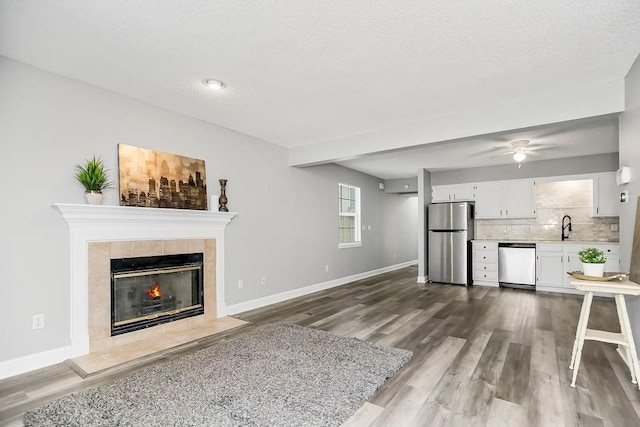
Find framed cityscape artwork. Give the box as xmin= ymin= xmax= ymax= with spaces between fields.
xmin=118 ymin=144 xmax=208 ymax=210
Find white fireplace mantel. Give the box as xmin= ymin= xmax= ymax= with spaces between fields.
xmin=53 ymin=203 xmax=237 ymax=358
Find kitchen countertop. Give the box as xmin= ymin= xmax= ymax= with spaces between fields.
xmin=472 ymin=239 xmax=619 ymax=245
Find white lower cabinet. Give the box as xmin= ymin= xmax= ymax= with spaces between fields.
xmin=472 ymin=241 xmax=499 ymax=286
xmin=536 ymin=243 xmax=620 ymax=293
xmin=536 ymin=245 xmax=565 ymax=288
xmin=474 ymin=241 xmax=620 ymax=292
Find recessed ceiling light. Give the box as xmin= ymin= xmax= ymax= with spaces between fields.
xmin=203 ymin=79 xmax=226 ymax=90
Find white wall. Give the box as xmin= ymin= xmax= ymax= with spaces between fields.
xmin=619 ymin=53 xmax=640 ymax=350
xmin=0 ymin=57 xmax=417 ymax=364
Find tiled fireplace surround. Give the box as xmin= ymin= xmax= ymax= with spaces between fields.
xmin=87 ymin=238 xmax=217 ymax=353
xmin=54 ymin=203 xmax=238 ymax=363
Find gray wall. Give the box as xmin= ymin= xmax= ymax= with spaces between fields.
xmin=0 ymin=57 xmax=417 ymax=363
xmin=382 ymin=194 xmax=419 ymax=266
xmin=619 ymin=53 xmax=640 ymax=353
xmin=431 ymin=152 xmax=619 ymax=185
xmin=384 ymin=177 xmax=418 ymax=194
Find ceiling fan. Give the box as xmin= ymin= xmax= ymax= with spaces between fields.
xmin=496 ymin=139 xmax=556 ymax=167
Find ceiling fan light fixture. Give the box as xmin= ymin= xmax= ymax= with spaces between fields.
xmin=513 ymin=151 xmax=527 ymax=162
xmin=203 ymin=79 xmax=226 ymax=90
xmin=511 ymin=139 xmax=530 ymax=149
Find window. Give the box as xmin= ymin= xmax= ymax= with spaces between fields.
xmin=338 ymin=183 xmax=361 ymax=248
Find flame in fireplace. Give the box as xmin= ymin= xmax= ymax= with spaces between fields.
xmin=146 ymin=282 xmax=162 ymax=299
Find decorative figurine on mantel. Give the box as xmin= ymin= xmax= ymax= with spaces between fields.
xmin=218 ymin=179 xmax=229 ymax=212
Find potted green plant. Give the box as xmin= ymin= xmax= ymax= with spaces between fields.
xmin=578 ymin=247 xmax=607 ymax=277
xmin=75 ymin=156 xmax=113 ymax=205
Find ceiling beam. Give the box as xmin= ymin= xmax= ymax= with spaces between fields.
xmin=289 ymin=79 xmax=625 ymax=167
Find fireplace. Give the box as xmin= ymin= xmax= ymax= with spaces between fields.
xmin=111 ymin=253 xmax=204 ymax=336
xmin=54 ymin=203 xmax=235 ymax=358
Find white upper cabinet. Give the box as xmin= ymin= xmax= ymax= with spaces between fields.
xmin=452 ymin=184 xmax=475 ymax=201
xmin=431 ymin=184 xmax=475 ymax=203
xmin=474 ymin=180 xmax=536 ymax=219
xmin=474 ymin=182 xmax=502 ymax=218
xmin=592 ymin=172 xmax=620 ymax=217
xmin=431 ymin=185 xmax=454 ymax=202
xmin=504 ymin=180 xmax=536 ymax=218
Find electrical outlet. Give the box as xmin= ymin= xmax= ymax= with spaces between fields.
xmin=32 ymin=314 xmax=44 ymax=329
xmin=237 ymin=280 xmax=244 ymax=290
xmin=325 ymin=265 xmax=329 ymax=272
xmin=261 ymin=276 xmax=267 ymax=285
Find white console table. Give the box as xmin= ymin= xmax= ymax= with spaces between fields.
xmin=569 ymin=277 xmax=640 ymax=389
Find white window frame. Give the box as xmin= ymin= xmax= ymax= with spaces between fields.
xmin=338 ymin=183 xmax=362 ymax=249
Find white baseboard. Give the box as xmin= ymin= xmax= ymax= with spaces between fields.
xmin=416 ymin=276 xmax=427 ymax=283
xmin=0 ymin=346 xmax=71 ymax=380
xmin=227 ymin=260 xmax=418 ymax=315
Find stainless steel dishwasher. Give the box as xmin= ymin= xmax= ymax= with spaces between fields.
xmin=498 ymin=242 xmax=536 ymax=290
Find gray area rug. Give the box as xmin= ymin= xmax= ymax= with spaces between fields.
xmin=24 ymin=323 xmax=412 ymax=426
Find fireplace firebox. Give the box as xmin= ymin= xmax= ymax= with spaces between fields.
xmin=110 ymin=253 xmax=204 ymax=336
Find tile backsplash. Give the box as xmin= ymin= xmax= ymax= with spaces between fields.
xmin=476 ymin=180 xmax=619 ymax=242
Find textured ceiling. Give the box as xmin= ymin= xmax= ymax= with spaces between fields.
xmin=1 ymin=1 xmax=639 ymax=174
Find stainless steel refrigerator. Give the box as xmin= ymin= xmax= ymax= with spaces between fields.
xmin=428 ymin=202 xmax=474 ymax=285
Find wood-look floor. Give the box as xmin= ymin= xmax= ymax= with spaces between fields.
xmin=1 ymin=266 xmax=640 ymax=426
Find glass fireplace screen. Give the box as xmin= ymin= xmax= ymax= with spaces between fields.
xmin=110 ymin=253 xmax=204 ymax=336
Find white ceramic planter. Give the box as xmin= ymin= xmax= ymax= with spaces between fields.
xmin=582 ymin=262 xmax=605 ymax=277
xmin=84 ymin=190 xmax=103 ymax=205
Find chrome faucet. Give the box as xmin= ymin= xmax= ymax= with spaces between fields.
xmin=562 ymin=215 xmax=572 ymax=241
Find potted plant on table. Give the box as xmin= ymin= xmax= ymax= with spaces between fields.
xmin=75 ymin=156 xmax=113 ymax=205
xmin=578 ymin=247 xmax=607 ymax=278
